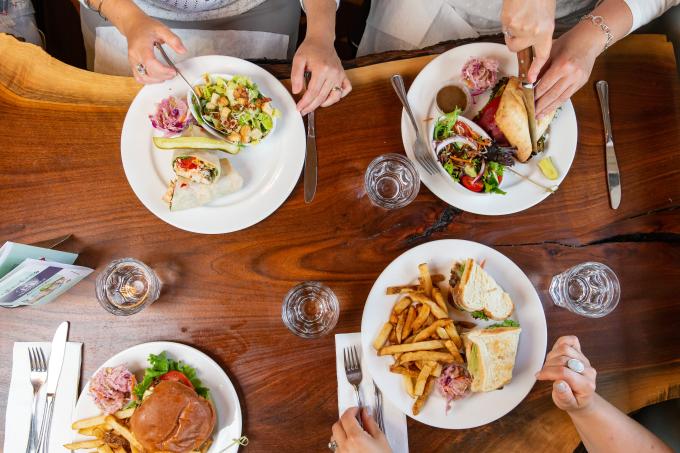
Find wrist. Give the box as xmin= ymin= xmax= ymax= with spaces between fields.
xmin=305 ymin=27 xmax=335 ymax=47
xmin=566 ymin=394 xmax=600 ymax=418
xmin=574 ymin=18 xmax=609 ymax=57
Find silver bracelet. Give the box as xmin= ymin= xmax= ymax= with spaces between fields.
xmin=581 ymin=14 xmax=613 ymax=50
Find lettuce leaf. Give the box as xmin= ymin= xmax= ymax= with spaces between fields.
xmin=132 ymin=352 xmax=210 ymax=402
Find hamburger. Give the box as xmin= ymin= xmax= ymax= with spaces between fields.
xmin=130 ymin=380 xmax=216 ymax=452
xmin=475 ymin=76 xmax=556 ymax=162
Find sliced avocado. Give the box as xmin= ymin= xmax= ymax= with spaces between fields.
xmin=463 ymin=165 xmax=477 ymax=177
xmin=468 ymin=343 xmax=479 ymax=377
xmin=538 ymin=156 xmax=559 ymax=180
xmin=153 ymin=136 xmax=240 ymax=154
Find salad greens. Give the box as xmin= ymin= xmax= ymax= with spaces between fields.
xmin=488 ymin=319 xmax=520 ymax=328
xmin=470 ymin=311 xmax=489 ymax=320
xmin=131 ymin=352 xmax=209 ymax=403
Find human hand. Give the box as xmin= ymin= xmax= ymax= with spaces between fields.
xmin=123 ymin=11 xmax=186 ymax=84
xmin=330 ymin=407 xmax=392 ymax=453
xmin=291 ymin=37 xmax=351 ymax=115
xmin=501 ymin=0 xmax=556 ymax=82
xmin=534 ymin=24 xmax=602 ymax=118
xmin=535 ymin=336 xmax=597 ymax=413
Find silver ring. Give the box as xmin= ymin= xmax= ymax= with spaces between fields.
xmin=136 ymin=63 xmax=147 ymax=76
xmin=332 ymin=86 xmax=343 ymax=95
xmin=328 ymin=440 xmax=338 ymax=451
xmin=567 ymin=358 xmax=585 ymax=374
xmin=502 ymin=28 xmax=513 ymax=38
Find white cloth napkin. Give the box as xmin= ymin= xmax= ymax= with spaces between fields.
xmin=4 ymin=342 xmax=82 ymax=453
xmin=335 ymin=333 xmax=408 ymax=453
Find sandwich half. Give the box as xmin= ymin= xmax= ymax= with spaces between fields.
xmin=463 ymin=326 xmax=521 ymax=392
xmin=450 ymin=259 xmax=514 ymax=320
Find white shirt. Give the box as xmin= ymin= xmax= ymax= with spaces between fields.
xmin=357 ymin=0 xmax=680 ymax=57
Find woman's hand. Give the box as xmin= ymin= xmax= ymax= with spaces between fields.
xmin=535 ymin=23 xmax=603 ymax=118
xmin=501 ymin=0 xmax=556 ymax=82
xmin=122 ymin=12 xmax=187 ymax=84
xmin=330 ymin=407 xmax=392 ymax=453
xmin=535 ymin=336 xmax=597 ymax=412
xmin=291 ymin=37 xmax=351 ymax=115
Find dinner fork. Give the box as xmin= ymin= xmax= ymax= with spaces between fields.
xmin=25 ymin=347 xmax=47 ymax=453
xmin=373 ymin=380 xmax=385 ymax=433
xmin=343 ymin=346 xmax=363 ymax=426
xmin=390 ymin=74 xmax=440 ymax=176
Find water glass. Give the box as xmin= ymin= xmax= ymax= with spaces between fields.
xmin=282 ymin=282 xmax=339 ymax=338
xmin=549 ymin=262 xmax=620 ymax=318
xmin=95 ymin=258 xmax=161 ymax=316
xmin=364 ymin=153 xmax=420 ymax=209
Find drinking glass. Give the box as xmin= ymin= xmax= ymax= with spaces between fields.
xmin=549 ymin=262 xmax=620 ymax=318
xmin=95 ymin=258 xmax=161 ymax=316
xmin=364 ymin=154 xmax=420 ymax=209
xmin=282 ymin=282 xmax=339 ymax=338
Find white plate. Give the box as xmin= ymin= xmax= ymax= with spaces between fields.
xmin=71 ymin=341 xmax=242 ymax=452
xmin=361 ymin=239 xmax=547 ymax=429
xmin=401 ymin=43 xmax=578 ymax=215
xmin=121 ymin=56 xmax=305 ymax=234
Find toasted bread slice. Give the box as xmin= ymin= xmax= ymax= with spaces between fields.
xmin=451 ymin=259 xmax=514 ymax=319
xmin=463 ymin=326 xmax=521 ymax=392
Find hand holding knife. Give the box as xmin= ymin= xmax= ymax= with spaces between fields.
xmin=517 ymin=47 xmax=539 ymax=153
xmin=303 ymin=72 xmax=317 ymax=204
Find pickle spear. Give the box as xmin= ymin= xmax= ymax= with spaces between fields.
xmin=152 ymin=136 xmax=240 ymax=154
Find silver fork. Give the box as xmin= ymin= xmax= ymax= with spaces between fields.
xmin=373 ymin=380 xmax=385 ymax=433
xmin=390 ymin=74 xmax=439 ymax=176
xmin=343 ymin=346 xmax=363 ymax=426
xmin=25 ymin=347 xmax=47 ymax=453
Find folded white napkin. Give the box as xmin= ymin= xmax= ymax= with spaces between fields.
xmin=4 ymin=342 xmax=82 ymax=453
xmin=335 ymin=333 xmax=408 ymax=453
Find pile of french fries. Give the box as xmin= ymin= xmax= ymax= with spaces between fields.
xmin=373 ymin=263 xmax=466 ymax=415
xmin=64 ymin=407 xmax=212 ymax=453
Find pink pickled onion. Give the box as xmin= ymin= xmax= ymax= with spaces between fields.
xmin=461 ymin=57 xmax=500 ymax=96
xmin=149 ymin=96 xmax=193 ymax=137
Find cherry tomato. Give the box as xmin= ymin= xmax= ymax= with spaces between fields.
xmin=461 ymin=175 xmax=484 ymax=192
xmin=159 ymin=370 xmax=193 ymax=388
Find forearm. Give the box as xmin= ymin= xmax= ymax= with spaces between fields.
xmin=568 ymin=394 xmax=672 ymax=453
xmin=302 ymin=0 xmax=337 ymax=46
xmin=563 ymin=0 xmax=633 ymax=60
xmin=86 ymin=0 xmax=148 ymax=37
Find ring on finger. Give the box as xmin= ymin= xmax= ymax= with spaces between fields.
xmin=328 ymin=439 xmax=338 ymax=451
xmin=332 ymin=86 xmax=343 ymax=95
xmin=566 ymin=358 xmax=585 ymax=374
xmin=502 ymin=27 xmax=514 ymax=38
xmin=135 ymin=63 xmax=147 ymax=76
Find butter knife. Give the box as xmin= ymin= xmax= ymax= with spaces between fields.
xmin=36 ymin=321 xmax=69 ymax=453
xmin=303 ymin=72 xmax=317 ymax=203
xmin=596 ymin=80 xmax=621 ymax=209
xmin=517 ymin=47 xmax=538 ymax=152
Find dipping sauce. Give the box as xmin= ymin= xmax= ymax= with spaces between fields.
xmin=436 ymin=84 xmax=469 ymax=114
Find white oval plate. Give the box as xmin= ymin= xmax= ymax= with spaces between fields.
xmin=361 ymin=239 xmax=547 ymax=429
xmin=71 ymin=341 xmax=243 ymax=452
xmin=121 ymin=55 xmax=305 ymax=234
xmin=401 ymin=42 xmax=578 ymax=215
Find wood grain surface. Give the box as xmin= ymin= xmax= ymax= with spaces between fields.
xmin=0 ymin=32 xmax=679 ymax=452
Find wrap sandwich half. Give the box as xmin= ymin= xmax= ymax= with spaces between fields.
xmin=172 ymin=150 xmax=222 ymax=185
xmin=163 ymin=158 xmax=243 ymax=211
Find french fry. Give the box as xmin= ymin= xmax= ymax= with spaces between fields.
xmin=113 ymin=407 xmax=135 ymax=419
xmin=97 ymin=445 xmax=114 ymax=453
xmin=402 ymin=306 xmax=417 ymax=339
xmin=456 ymin=320 xmax=478 ymax=329
xmin=388 ymin=329 xmax=397 ymax=344
xmin=105 ymin=416 xmax=143 ymax=452
xmin=413 ymin=319 xmax=454 ymax=342
xmin=436 ymin=326 xmax=449 ymax=339
xmin=410 ymin=293 xmax=448 ymax=319
xmin=399 ymin=351 xmax=455 ymax=364
xmin=403 ymin=375 xmax=416 ymax=398
xmin=444 ymin=323 xmax=462 ymax=349
xmin=393 ymin=296 xmax=413 ymax=315
xmin=432 ymin=287 xmax=447 ymax=312
xmin=396 ymin=311 xmax=406 ymax=343
xmin=373 ymin=323 xmax=393 ymax=350
xmin=431 ymin=362 xmax=443 ymax=377
xmin=72 ymin=415 xmax=108 ymax=430
xmin=418 ymin=263 xmax=433 ymax=295
xmin=77 ymin=426 xmax=99 ymax=436
xmin=443 ymin=340 xmax=465 ymax=363
xmin=410 ymin=304 xmax=431 ymax=332
xmin=414 ymin=362 xmax=434 ymax=395
xmin=113 ymin=447 xmax=127 ymax=453
xmin=413 ymin=377 xmax=435 ymax=415
xmin=386 ymin=284 xmax=420 ymax=295
xmin=431 ymin=274 xmax=445 ymax=284
xmin=131 ymin=447 xmax=141 ymax=453
xmin=389 ymin=365 xmax=420 ymax=378
xmin=63 ymin=439 xmax=104 ymax=450
xmin=378 ymin=340 xmax=445 ymax=355
xmin=389 ymin=312 xmax=398 ymax=325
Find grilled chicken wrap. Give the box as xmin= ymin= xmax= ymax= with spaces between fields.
xmin=476 ymin=77 xmax=556 ymax=162
xmin=172 ymin=150 xmax=222 ymax=184
xmin=164 ymin=158 xmax=243 ymax=211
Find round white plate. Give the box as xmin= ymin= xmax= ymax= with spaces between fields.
xmin=121 ymin=56 xmax=305 ymax=234
xmin=361 ymin=239 xmax=547 ymax=429
xmin=401 ymin=42 xmax=578 ymax=215
xmin=71 ymin=341 xmax=242 ymax=452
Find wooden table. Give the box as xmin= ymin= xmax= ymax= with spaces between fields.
xmin=1 ymin=33 xmax=679 ymax=452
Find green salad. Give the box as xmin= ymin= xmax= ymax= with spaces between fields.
xmin=192 ymin=74 xmax=280 ymax=145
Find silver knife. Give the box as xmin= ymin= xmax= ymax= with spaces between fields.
xmin=517 ymin=47 xmax=538 ymax=152
xmin=596 ymin=80 xmax=621 ymax=209
xmin=36 ymin=322 xmax=69 ymax=453
xmin=303 ymin=72 xmax=317 ymax=203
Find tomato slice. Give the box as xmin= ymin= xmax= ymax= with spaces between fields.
xmin=474 ymin=96 xmax=508 ymax=145
xmin=159 ymin=370 xmax=193 ymax=389
xmin=460 ymin=175 xmax=484 ymax=192
xmin=177 ymin=157 xmax=198 ymax=170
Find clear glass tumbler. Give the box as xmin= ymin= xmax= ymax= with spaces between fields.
xmin=549 ymin=262 xmax=620 ymax=318
xmin=282 ymin=282 xmax=339 ymax=338
xmin=95 ymin=258 xmax=161 ymax=316
xmin=364 ymin=153 xmax=420 ymax=209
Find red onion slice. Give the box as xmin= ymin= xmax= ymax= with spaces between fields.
xmin=434 ymin=135 xmax=478 ymax=154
